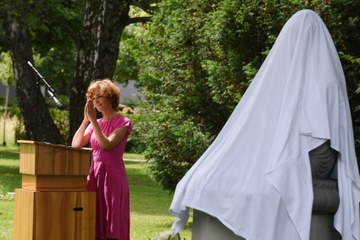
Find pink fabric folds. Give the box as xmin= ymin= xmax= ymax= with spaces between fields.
xmin=87 ymin=114 xmax=132 ymax=239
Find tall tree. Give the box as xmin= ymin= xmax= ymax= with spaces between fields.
xmin=69 ymin=0 xmax=131 ymax=143
xmin=68 ymin=0 xmax=154 ymax=143
xmin=2 ymin=1 xmax=63 ymax=143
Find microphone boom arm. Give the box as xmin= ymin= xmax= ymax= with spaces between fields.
xmin=27 ymin=61 xmax=64 ymax=109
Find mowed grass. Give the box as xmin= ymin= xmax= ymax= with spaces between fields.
xmin=0 ymin=150 xmax=20 ymax=240
xmin=127 ymin=161 xmax=193 ymax=239
xmin=0 ymin=150 xmax=192 ymax=240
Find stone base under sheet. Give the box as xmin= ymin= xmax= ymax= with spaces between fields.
xmin=192 ymin=209 xmax=341 ymax=240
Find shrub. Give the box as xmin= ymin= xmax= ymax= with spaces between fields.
xmin=125 ymin=112 xmax=147 ymax=153
xmin=139 ymin=107 xmax=214 ymax=191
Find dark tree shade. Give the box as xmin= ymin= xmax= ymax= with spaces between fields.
xmin=4 ymin=14 xmax=63 ymax=143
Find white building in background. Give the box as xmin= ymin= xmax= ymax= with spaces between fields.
xmin=116 ymin=80 xmax=140 ymax=104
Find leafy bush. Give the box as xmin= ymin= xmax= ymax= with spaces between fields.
xmin=138 ymin=105 xmax=214 ymax=191
xmin=125 ymin=112 xmax=147 ymax=153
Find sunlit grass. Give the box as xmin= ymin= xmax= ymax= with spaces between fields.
xmin=0 ymin=200 xmax=14 ymax=240
xmin=124 ymin=152 xmax=145 ymax=160
xmin=127 ymin=161 xmax=192 ymax=239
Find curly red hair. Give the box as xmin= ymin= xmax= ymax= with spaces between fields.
xmin=86 ymin=79 xmax=121 ymax=110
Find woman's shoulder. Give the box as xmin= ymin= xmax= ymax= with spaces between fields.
xmin=113 ymin=114 xmax=132 ymax=134
xmin=114 ymin=113 xmax=132 ymax=125
xmin=115 ymin=113 xmax=131 ymax=120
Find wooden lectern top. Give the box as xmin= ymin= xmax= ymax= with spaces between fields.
xmin=18 ymin=140 xmax=92 ymax=176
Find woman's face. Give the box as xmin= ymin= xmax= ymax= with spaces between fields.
xmin=91 ymin=93 xmax=112 ymax=112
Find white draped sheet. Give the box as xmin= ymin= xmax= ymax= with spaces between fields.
xmin=169 ymin=9 xmax=360 ymax=240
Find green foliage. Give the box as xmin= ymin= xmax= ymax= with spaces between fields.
xmin=29 ymin=0 xmax=83 ymax=53
xmin=136 ymin=0 xmax=308 ymax=132
xmin=124 ymin=112 xmax=147 ymax=153
xmin=49 ymin=107 xmax=69 ymax=144
xmin=14 ymin=119 xmax=26 ymax=144
xmin=115 ymin=18 xmax=146 ymax=83
xmin=0 ymin=97 xmax=20 ymax=118
xmin=137 ymin=100 xmax=213 ymax=191
xmin=137 ymin=0 xmax=233 ymax=136
xmin=34 ymin=47 xmax=77 ymax=91
xmin=127 ymin=0 xmax=360 ymax=191
xmin=0 ymin=52 xmax=15 ymax=86
xmin=0 ymin=96 xmax=69 ymax=145
xmin=132 ymin=0 xmax=300 ymax=190
xmin=0 ymin=1 xmax=81 ymax=91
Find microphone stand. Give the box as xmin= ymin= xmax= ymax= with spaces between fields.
xmin=27 ymin=61 xmax=64 ymax=109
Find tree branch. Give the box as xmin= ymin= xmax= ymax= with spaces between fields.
xmin=127 ymin=16 xmax=152 ymax=25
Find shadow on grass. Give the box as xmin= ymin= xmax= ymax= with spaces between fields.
xmin=0 ymin=164 xmax=21 ymax=194
xmin=0 ymin=151 xmax=19 ymax=160
xmin=0 ymin=150 xmax=21 ymax=194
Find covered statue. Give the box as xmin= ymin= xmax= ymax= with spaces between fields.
xmin=169 ymin=9 xmax=360 ymax=240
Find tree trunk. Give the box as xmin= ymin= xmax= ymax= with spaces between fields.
xmin=5 ymin=15 xmax=63 ymax=143
xmin=68 ymin=0 xmax=130 ymax=144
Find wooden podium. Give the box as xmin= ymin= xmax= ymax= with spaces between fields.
xmin=14 ymin=140 xmax=96 ymax=240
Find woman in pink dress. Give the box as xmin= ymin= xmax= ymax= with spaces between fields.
xmin=72 ymin=78 xmax=132 ymax=240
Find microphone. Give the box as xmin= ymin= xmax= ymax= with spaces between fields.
xmin=46 ymin=89 xmax=64 ymax=109
xmin=27 ymin=61 xmax=64 ymax=109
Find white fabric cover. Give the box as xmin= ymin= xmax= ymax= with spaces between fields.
xmin=169 ymin=9 xmax=360 ymax=240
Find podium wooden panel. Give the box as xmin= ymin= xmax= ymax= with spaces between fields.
xmin=14 ymin=140 xmax=96 ymax=240
xmin=18 ymin=140 xmax=91 ymax=176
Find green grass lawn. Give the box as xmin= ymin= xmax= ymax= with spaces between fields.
xmin=0 ymin=150 xmax=20 ymax=240
xmin=0 ymin=150 xmax=192 ymax=240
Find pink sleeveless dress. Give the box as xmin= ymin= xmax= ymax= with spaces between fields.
xmin=86 ymin=114 xmax=132 ymax=239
